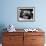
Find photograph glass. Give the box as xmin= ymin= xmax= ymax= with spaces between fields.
xmin=17 ymin=7 xmax=35 ymax=22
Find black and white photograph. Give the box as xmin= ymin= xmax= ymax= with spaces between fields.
xmin=17 ymin=7 xmax=35 ymax=22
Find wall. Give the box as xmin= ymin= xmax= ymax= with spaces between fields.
xmin=0 ymin=0 xmax=46 ymax=43
xmin=0 ymin=0 xmax=46 ymax=29
xmin=0 ymin=0 xmax=46 ymax=28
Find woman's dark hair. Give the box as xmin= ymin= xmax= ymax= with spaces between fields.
xmin=20 ymin=10 xmax=23 ymax=18
xmin=24 ymin=13 xmax=33 ymax=19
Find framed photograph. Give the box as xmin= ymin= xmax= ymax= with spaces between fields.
xmin=17 ymin=7 xmax=35 ymax=22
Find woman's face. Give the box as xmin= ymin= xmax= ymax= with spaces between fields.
xmin=23 ymin=10 xmax=30 ymax=15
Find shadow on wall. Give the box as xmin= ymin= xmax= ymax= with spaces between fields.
xmin=0 ymin=24 xmax=7 ymax=43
